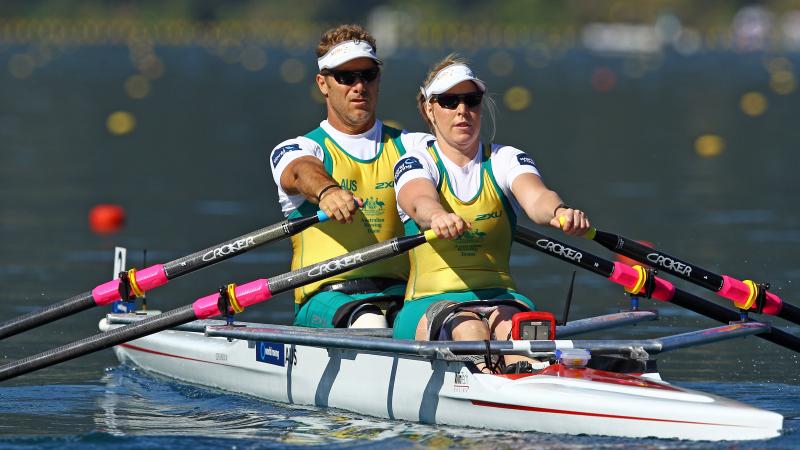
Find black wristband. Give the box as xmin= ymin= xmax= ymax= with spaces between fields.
xmin=316 ymin=184 xmax=341 ymax=201
xmin=553 ymin=203 xmax=571 ymax=218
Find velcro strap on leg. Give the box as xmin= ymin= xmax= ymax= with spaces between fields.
xmin=426 ymin=299 xmax=531 ymax=341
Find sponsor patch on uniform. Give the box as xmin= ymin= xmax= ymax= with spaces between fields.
xmin=517 ymin=153 xmax=537 ymax=168
xmin=255 ymin=341 xmax=285 ymax=366
xmin=394 ymin=157 xmax=423 ymax=183
xmin=271 ymin=143 xmax=301 ymax=167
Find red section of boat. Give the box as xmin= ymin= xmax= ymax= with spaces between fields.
xmin=120 ymin=343 xmax=235 ymax=367
xmin=494 ymin=365 xmax=679 ymax=392
xmin=471 ymin=398 xmax=742 ymax=427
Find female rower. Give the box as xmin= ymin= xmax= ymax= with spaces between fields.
xmin=392 ymin=55 xmax=590 ymax=374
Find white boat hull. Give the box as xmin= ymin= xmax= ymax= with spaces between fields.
xmin=103 ymin=322 xmax=782 ymax=441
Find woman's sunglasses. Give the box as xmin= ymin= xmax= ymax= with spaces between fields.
xmin=432 ymin=92 xmax=484 ymax=109
xmin=322 ymin=67 xmax=380 ymax=86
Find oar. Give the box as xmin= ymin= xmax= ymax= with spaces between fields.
xmin=0 ymin=230 xmax=437 ymax=382
xmin=514 ymin=226 xmax=800 ymax=353
xmin=583 ymin=227 xmax=800 ymax=326
xmin=0 ymin=211 xmax=329 ymax=341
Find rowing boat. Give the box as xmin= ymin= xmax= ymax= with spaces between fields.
xmin=1 ymin=224 xmax=789 ymax=441
xmin=100 ymin=309 xmax=783 ymax=441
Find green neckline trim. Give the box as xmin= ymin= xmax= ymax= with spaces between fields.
xmin=312 ymin=124 xmax=388 ymax=163
xmin=430 ymin=142 xmax=487 ymax=205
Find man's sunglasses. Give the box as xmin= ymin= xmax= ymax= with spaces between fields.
xmin=321 ymin=67 xmax=380 ymax=85
xmin=432 ymin=92 xmax=484 ymax=109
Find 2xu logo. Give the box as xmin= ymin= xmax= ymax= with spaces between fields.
xmin=535 ymin=239 xmax=583 ymax=262
xmin=307 ymin=254 xmax=365 ymax=278
xmin=475 ymin=211 xmax=502 ymax=221
xmin=202 ymin=237 xmax=256 ymax=262
xmin=646 ymin=253 xmax=692 ymax=276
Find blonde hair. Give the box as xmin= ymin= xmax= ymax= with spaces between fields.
xmin=316 ymin=24 xmax=377 ymax=59
xmin=416 ymin=54 xmax=497 ymax=142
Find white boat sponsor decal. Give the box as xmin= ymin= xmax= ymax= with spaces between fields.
xmin=202 ymin=237 xmax=256 ymax=262
xmin=307 ymin=254 xmax=364 ymax=277
xmin=536 ymin=239 xmax=583 ymax=262
xmin=454 ymin=368 xmax=470 ymax=393
xmin=255 ymin=341 xmax=285 ymax=366
xmin=646 ymin=253 xmax=692 ymax=276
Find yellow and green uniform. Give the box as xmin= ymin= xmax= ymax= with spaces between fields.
xmin=393 ymin=143 xmax=534 ymax=339
xmin=291 ymin=124 xmax=408 ymax=327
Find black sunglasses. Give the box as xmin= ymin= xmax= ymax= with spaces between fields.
xmin=322 ymin=67 xmax=380 ymax=85
xmin=432 ymin=92 xmax=484 ymax=109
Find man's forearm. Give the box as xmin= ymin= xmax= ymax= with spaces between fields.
xmin=281 ymin=158 xmax=339 ymax=203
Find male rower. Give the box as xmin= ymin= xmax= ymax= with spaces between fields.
xmin=269 ymin=24 xmax=429 ymax=329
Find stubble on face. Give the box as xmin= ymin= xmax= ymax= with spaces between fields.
xmin=320 ymin=58 xmax=380 ymax=134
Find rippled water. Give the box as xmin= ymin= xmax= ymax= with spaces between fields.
xmin=0 ymin=366 xmax=797 ymax=449
xmin=1 ymin=44 xmax=800 ymax=448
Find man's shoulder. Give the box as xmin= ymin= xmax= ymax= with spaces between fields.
xmin=270 ymin=135 xmax=321 ymax=169
xmin=272 ymin=135 xmax=319 ymax=154
xmin=381 ymin=121 xmax=403 ymax=137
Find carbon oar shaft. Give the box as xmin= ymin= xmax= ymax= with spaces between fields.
xmin=588 ymin=228 xmax=800 ymax=325
xmin=514 ymin=227 xmax=800 ymax=353
xmin=0 ymin=212 xmax=327 ymax=341
xmin=0 ymin=231 xmax=434 ymax=381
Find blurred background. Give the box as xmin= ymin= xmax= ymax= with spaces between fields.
xmin=1 ymin=0 xmax=799 ymax=385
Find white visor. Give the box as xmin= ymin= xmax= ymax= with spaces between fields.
xmin=317 ymin=40 xmax=381 ymax=71
xmin=421 ymin=63 xmax=486 ymax=100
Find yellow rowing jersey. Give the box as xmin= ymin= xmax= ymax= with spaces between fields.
xmin=289 ymin=124 xmax=408 ymax=304
xmin=404 ymin=143 xmax=517 ymax=300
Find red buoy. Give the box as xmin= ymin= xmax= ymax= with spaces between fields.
xmin=591 ymin=67 xmax=617 ymax=93
xmin=89 ymin=204 xmax=126 ymax=234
